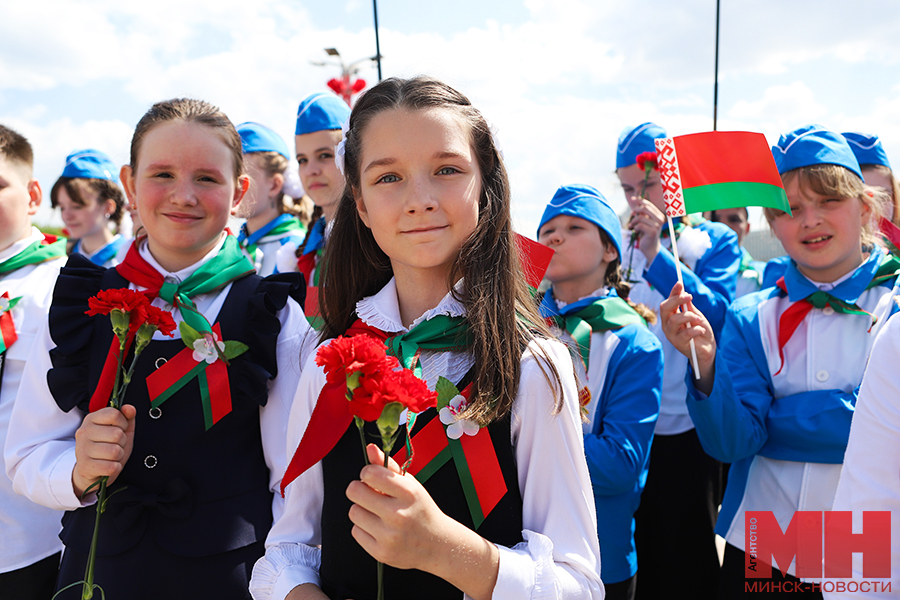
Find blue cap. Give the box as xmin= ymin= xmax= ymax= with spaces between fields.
xmin=295 ymin=92 xmax=351 ymax=136
xmin=842 ymin=132 xmax=891 ymax=169
xmin=538 ymin=184 xmax=622 ymax=259
xmin=237 ymin=122 xmax=291 ymax=160
xmin=616 ymin=122 xmax=667 ymax=169
xmin=61 ymin=149 xmax=119 ymax=182
xmin=771 ymin=125 xmax=862 ymax=180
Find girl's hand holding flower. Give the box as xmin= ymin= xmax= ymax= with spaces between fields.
xmin=346 ymin=444 xmax=500 ymax=600
xmin=628 ymin=197 xmax=665 ymax=263
xmin=72 ymin=404 xmax=137 ymax=497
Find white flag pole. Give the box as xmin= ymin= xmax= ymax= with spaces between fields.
xmin=666 ymin=214 xmax=702 ymax=379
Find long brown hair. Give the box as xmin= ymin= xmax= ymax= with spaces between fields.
xmin=319 ymin=76 xmax=561 ymax=423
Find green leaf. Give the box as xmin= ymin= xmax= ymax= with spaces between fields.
xmin=435 ymin=376 xmax=459 ymax=411
xmin=179 ymin=321 xmax=203 ymax=350
xmin=223 ymin=340 xmax=249 ymax=360
xmin=80 ymin=479 xmax=102 ymax=500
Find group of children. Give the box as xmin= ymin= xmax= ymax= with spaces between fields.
xmin=0 ymin=75 xmax=898 ymax=600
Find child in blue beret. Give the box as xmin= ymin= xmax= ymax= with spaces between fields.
xmin=293 ymin=92 xmax=351 ymax=322
xmin=843 ymin=131 xmax=899 ymax=225
xmin=50 ymin=149 xmax=127 ymax=267
xmin=538 ymin=184 xmax=662 ymax=600
xmin=660 ymin=124 xmax=895 ymax=597
xmin=615 ymin=121 xmax=741 ymax=600
xmin=235 ymin=122 xmax=308 ymax=276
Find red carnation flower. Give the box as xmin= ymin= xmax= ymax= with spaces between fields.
xmin=86 ymin=288 xmax=149 ymax=317
xmin=349 ymin=367 xmax=437 ymax=421
xmin=636 ymin=151 xmax=658 ymax=172
xmin=316 ymin=334 xmax=395 ymax=384
xmin=136 ymin=304 xmax=177 ymax=337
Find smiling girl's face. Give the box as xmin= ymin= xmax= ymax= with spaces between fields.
xmin=770 ymin=177 xmax=869 ymax=283
xmin=121 ymin=120 xmax=247 ymax=271
xmin=354 ymin=107 xmax=481 ymax=286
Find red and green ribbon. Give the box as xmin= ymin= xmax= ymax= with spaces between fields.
xmin=145 ymin=323 xmax=233 ymax=430
xmin=89 ymin=236 xmax=253 ymax=413
xmin=774 ymin=253 xmax=900 ymax=375
xmin=0 ymin=293 xmax=21 ymax=352
xmin=0 ymin=234 xmax=67 ymax=274
xmin=282 ymin=318 xmax=473 ymax=495
xmin=392 ymin=384 xmax=506 ymax=529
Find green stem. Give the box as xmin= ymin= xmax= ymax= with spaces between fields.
xmin=82 ymin=477 xmax=107 ymax=599
xmin=116 ymin=345 xmax=145 ymax=403
xmin=377 ymin=560 xmax=384 ymax=600
xmin=354 ymin=416 xmax=370 ymax=466
xmin=109 ymin=338 xmax=126 ymax=409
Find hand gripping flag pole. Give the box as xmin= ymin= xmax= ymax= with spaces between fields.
xmin=654 ymin=132 xmax=790 ymax=380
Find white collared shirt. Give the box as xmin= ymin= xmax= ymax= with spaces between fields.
xmin=0 ymin=227 xmax=66 ymax=571
xmin=4 ymin=235 xmax=318 ymax=524
xmin=251 ymin=277 xmax=604 ymax=600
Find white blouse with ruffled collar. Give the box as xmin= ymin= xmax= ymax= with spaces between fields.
xmin=252 ymin=279 xmax=604 ymax=600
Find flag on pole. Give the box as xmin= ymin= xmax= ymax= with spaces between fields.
xmin=654 ymin=131 xmax=790 ymax=218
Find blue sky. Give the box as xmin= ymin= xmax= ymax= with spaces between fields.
xmin=2 ymin=0 xmax=899 ymax=235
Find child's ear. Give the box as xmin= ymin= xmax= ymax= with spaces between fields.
xmin=26 ymin=180 xmax=42 ymax=216
xmin=354 ymin=188 xmax=371 ymax=229
xmin=270 ymin=172 xmax=285 ymax=199
xmin=120 ymin=165 xmax=136 ymax=205
xmin=604 ymin=245 xmax=619 ymax=264
xmin=103 ymin=197 xmax=117 ymax=218
xmin=233 ymin=175 xmax=250 ymax=211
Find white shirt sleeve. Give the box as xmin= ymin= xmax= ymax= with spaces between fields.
xmin=491 ymin=339 xmax=604 ymax=600
xmin=4 ymin=317 xmax=88 ymax=511
xmin=251 ymin=339 xmax=604 ymax=600
xmin=251 ymin=351 xmax=328 ymax=600
xmin=261 ymin=298 xmax=318 ymax=521
xmin=826 ymin=316 xmax=900 ymax=599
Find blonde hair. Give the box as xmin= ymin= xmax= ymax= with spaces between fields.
xmin=764 ymin=165 xmax=887 ymax=248
xmin=860 ymin=164 xmax=900 ymax=225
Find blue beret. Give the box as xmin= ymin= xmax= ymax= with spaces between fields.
xmin=771 ymin=125 xmax=862 ymax=180
xmin=538 ymin=184 xmax=622 ymax=259
xmin=843 ymin=132 xmax=891 ymax=170
xmin=237 ymin=122 xmax=291 ymax=160
xmin=295 ymin=92 xmax=351 ymax=136
xmin=616 ymin=122 xmax=667 ymax=169
xmin=61 ymin=149 xmax=119 ymax=183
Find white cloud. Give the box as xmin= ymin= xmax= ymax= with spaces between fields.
xmin=727 ymin=82 xmax=827 ymax=129
xmin=5 ymin=0 xmax=900 ymax=237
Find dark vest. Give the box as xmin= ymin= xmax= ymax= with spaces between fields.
xmin=50 ymin=267 xmax=274 ymax=558
xmin=319 ymin=370 xmax=524 ymax=600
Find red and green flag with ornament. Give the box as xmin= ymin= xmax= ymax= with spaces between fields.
xmin=654 ymin=131 xmax=791 ymax=218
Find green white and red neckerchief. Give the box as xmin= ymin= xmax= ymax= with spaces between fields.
xmin=773 ymin=253 xmax=900 ymax=375
xmin=0 ymin=293 xmax=21 ymax=353
xmin=0 ymin=234 xmax=67 ymax=275
xmin=539 ymin=290 xmax=647 ymax=371
xmin=88 ymin=236 xmax=254 ymax=427
xmin=237 ymin=214 xmax=305 ymax=258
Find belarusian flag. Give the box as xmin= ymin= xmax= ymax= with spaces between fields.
xmin=654 ymin=131 xmax=790 ymax=218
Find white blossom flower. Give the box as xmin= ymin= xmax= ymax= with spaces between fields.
xmin=192 ymin=333 xmax=225 ymax=364
xmin=438 ymin=394 xmax=480 ymax=440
